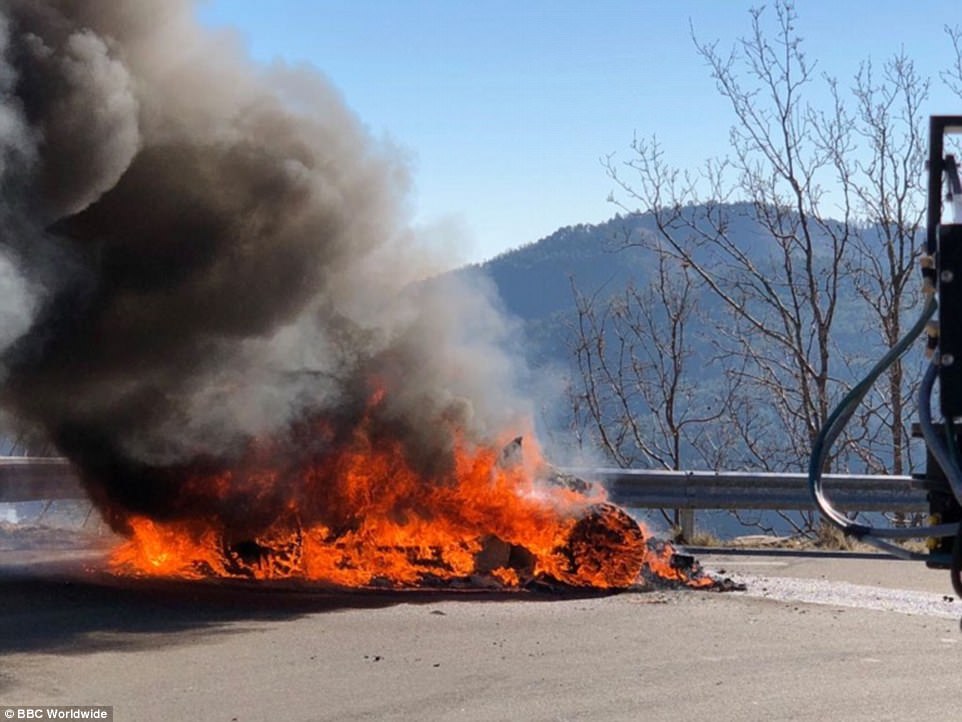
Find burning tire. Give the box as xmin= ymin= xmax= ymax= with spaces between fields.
xmin=549 ymin=503 xmax=647 ymax=589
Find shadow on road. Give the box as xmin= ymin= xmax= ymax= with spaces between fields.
xmin=0 ymin=557 xmax=615 ymax=656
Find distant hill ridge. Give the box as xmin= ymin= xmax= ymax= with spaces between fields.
xmin=472 ymin=201 xmax=790 ymax=323
xmin=457 ymin=201 xmax=906 ymax=376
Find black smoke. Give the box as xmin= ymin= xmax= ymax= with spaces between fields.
xmin=0 ymin=0 xmax=528 ymax=534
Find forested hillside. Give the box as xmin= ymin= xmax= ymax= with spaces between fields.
xmin=464 ymin=203 xmax=926 ymax=480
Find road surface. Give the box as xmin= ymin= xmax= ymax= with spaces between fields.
xmin=1 ymin=550 xmax=961 ymax=721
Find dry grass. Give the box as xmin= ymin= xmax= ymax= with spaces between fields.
xmin=667 ymin=525 xmax=722 ymax=547
xmin=683 ymin=530 xmax=723 ymax=547
xmin=719 ymin=521 xmax=929 ymax=554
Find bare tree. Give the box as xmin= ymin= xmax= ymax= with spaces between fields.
xmin=601 ymin=2 xmax=934 ymax=482
xmin=567 ymin=245 xmax=737 ymax=534
xmin=568 ymin=247 xmax=735 ymax=469
xmin=941 ymin=25 xmax=962 ymax=98
xmin=841 ymin=52 xmax=930 ymax=475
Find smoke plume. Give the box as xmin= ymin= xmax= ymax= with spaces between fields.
xmin=0 ymin=0 xmax=529 ymax=533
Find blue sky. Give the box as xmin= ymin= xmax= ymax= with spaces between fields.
xmin=196 ymin=1 xmax=962 ymax=265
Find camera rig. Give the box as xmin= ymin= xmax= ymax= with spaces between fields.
xmin=809 ymin=115 xmax=962 ymax=598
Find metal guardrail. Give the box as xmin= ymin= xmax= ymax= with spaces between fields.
xmin=0 ymin=457 xmax=83 ymax=502
xmin=0 ymin=458 xmax=931 ymax=514
xmin=564 ymin=468 xmax=929 ymax=513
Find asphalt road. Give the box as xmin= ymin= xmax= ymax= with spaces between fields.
xmin=2 ymin=551 xmax=961 ymax=721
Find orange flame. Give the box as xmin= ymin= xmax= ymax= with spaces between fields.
xmin=108 ymin=397 xmax=713 ymax=590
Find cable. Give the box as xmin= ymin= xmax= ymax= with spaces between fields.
xmin=809 ymin=295 xmax=960 ymax=541
xmin=859 ymin=534 xmax=938 ymax=561
xmin=808 ymin=296 xmax=934 ymax=530
xmin=918 ymin=363 xmax=962 ymax=503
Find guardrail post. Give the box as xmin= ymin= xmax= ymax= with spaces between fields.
xmin=676 ymin=508 xmax=695 ymax=541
